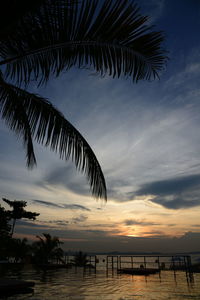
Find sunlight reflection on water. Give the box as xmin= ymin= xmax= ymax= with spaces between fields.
xmin=1 ymin=264 xmax=200 ymax=300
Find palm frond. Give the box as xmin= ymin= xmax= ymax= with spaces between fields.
xmin=0 ymin=80 xmax=107 ymax=200
xmin=0 ymin=0 xmax=45 ymax=40
xmin=0 ymin=77 xmax=36 ymax=167
xmin=2 ymin=198 xmax=26 ymax=208
xmin=2 ymin=198 xmax=13 ymax=208
xmin=0 ymin=0 xmax=167 ymax=86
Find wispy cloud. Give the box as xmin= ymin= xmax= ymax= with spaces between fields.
xmin=32 ymin=199 xmax=90 ymax=211
xmin=48 ymin=220 xmax=69 ymax=226
xmin=37 ymin=164 xmax=91 ymax=197
xmin=165 ymin=63 xmax=200 ymax=93
xmin=17 ymin=219 xmax=69 ymax=229
xmin=124 ymin=219 xmax=160 ymax=226
xmin=71 ymin=214 xmax=88 ymax=224
xmin=17 ymin=220 xmax=50 ymax=229
xmin=141 ymin=231 xmax=167 ymax=238
xmin=62 ymin=204 xmax=90 ymax=211
xmin=32 ymin=199 xmax=61 ymax=208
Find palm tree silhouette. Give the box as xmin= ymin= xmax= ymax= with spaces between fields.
xmin=0 ymin=0 xmax=167 ymax=200
xmin=2 ymin=198 xmax=39 ymax=237
xmin=33 ymin=233 xmax=64 ymax=264
xmin=71 ymin=251 xmax=89 ymax=267
xmin=10 ymin=238 xmax=31 ymax=263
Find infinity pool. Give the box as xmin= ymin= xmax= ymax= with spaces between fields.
xmin=1 ymin=265 xmax=200 ymax=300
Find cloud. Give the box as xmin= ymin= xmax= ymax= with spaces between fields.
xmin=32 ymin=199 xmax=90 ymax=211
xmin=17 ymin=219 xmax=69 ymax=229
xmin=163 ymin=48 xmax=200 ymax=104
xmin=124 ymin=219 xmax=159 ymax=226
xmin=141 ymin=231 xmax=166 ymax=238
xmin=17 ymin=220 xmax=50 ymax=229
xmin=83 ymin=229 xmax=111 ymax=236
xmin=152 ymin=198 xmax=200 ymax=210
xmin=164 ymin=61 xmax=200 ymax=94
xmin=82 ymin=223 xmax=118 ymax=229
xmin=178 ymin=231 xmax=200 ymax=240
xmin=131 ymin=174 xmax=200 ymax=209
xmin=135 ymin=174 xmax=200 ymax=196
xmin=48 ymin=220 xmax=69 ymax=226
xmin=71 ymin=214 xmax=88 ymax=224
xmin=15 ymin=226 xmax=200 ymax=253
xmin=62 ymin=204 xmax=90 ymax=211
xmin=41 ymin=165 xmax=90 ymax=197
xmin=32 ymin=199 xmax=61 ymax=208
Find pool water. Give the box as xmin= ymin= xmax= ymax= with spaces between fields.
xmin=1 ymin=266 xmax=200 ymax=300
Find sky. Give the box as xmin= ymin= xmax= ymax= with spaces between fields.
xmin=0 ymin=0 xmax=200 ymax=253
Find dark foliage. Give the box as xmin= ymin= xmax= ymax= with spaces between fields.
xmin=0 ymin=205 xmax=11 ymax=260
xmin=71 ymin=251 xmax=89 ymax=266
xmin=2 ymin=198 xmax=39 ymax=236
xmin=0 ymin=0 xmax=167 ymax=200
xmin=32 ymin=233 xmax=64 ymax=264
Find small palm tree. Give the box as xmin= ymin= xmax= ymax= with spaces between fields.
xmin=0 ymin=0 xmax=167 ymax=200
xmin=9 ymin=238 xmax=31 ymax=263
xmin=71 ymin=251 xmax=89 ymax=267
xmin=2 ymin=198 xmax=39 ymax=237
xmin=32 ymin=233 xmax=64 ymax=264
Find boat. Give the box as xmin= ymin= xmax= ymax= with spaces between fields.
xmin=118 ymin=267 xmax=160 ymax=275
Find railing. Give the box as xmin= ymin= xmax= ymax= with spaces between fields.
xmin=106 ymin=255 xmax=193 ymax=276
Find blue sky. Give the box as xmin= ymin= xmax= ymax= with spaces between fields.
xmin=0 ymin=0 xmax=200 ymax=252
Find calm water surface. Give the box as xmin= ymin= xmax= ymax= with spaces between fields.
xmin=1 ymin=258 xmax=200 ymax=300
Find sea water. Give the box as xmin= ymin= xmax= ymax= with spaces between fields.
xmin=1 ymin=256 xmax=200 ymax=300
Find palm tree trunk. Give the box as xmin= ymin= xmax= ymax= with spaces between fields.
xmin=11 ymin=218 xmax=16 ymax=237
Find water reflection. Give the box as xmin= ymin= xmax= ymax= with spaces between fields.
xmin=0 ymin=266 xmax=200 ymax=300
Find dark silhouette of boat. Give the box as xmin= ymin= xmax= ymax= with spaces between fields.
xmin=118 ymin=267 xmax=159 ymax=275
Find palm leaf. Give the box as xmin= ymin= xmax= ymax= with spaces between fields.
xmin=0 ymin=0 xmax=45 ymax=40
xmin=0 ymin=77 xmax=36 ymax=167
xmin=0 ymin=0 xmax=167 ymax=86
xmin=0 ymin=79 xmax=107 ymax=200
xmin=2 ymin=198 xmax=26 ymax=209
xmin=0 ymin=0 xmax=167 ymax=201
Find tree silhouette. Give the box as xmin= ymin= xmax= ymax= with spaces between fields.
xmin=2 ymin=198 xmax=39 ymax=237
xmin=0 ymin=205 xmax=12 ymax=259
xmin=32 ymin=233 xmax=64 ymax=264
xmin=71 ymin=251 xmax=89 ymax=267
xmin=0 ymin=204 xmax=11 ymax=237
xmin=0 ymin=0 xmax=167 ymax=200
xmin=9 ymin=238 xmax=31 ymax=263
